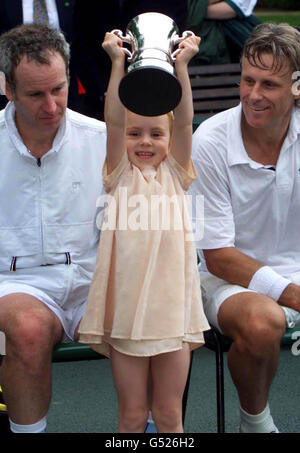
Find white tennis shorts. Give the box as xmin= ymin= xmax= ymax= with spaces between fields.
xmin=0 ymin=263 xmax=92 ymax=354
xmin=200 ymin=271 xmax=300 ymax=333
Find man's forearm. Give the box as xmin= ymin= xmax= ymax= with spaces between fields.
xmin=278 ymin=284 xmax=300 ymax=313
xmin=203 ymin=247 xmax=262 ymax=287
xmin=203 ymin=247 xmax=300 ymax=313
xmin=206 ymin=2 xmax=237 ymax=20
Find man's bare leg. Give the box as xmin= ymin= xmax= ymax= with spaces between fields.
xmin=0 ymin=294 xmax=63 ymax=426
xmin=218 ymin=292 xmax=286 ymax=431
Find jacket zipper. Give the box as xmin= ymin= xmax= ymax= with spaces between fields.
xmin=37 ymin=157 xmax=44 ymax=259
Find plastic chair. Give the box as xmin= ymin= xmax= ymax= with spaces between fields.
xmin=203 ymin=325 xmax=300 ymax=433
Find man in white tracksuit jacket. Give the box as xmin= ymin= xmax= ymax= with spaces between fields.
xmin=0 ymin=23 xmax=106 ymax=433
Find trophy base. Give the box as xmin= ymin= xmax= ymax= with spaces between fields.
xmin=119 ymin=66 xmax=182 ymax=116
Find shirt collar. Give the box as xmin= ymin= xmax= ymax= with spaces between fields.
xmin=227 ymin=103 xmax=251 ymax=167
xmin=227 ymin=103 xmax=300 ymax=168
xmin=283 ymin=106 xmax=300 ymax=150
xmin=4 ymin=101 xmax=68 ymax=157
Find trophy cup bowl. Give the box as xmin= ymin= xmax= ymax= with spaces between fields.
xmin=112 ymin=12 xmax=194 ymax=116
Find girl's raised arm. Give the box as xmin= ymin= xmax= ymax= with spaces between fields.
xmin=102 ymin=32 xmax=127 ymax=174
xmin=169 ymin=35 xmax=200 ymax=171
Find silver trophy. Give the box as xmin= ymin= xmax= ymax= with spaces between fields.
xmin=112 ymin=12 xmax=194 ymax=116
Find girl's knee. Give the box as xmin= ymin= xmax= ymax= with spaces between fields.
xmin=152 ymin=404 xmax=182 ymax=432
xmin=119 ymin=406 xmax=149 ymax=432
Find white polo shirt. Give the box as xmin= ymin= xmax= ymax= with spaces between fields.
xmin=190 ymin=103 xmax=300 ymax=276
xmin=0 ymin=102 xmax=106 ymax=274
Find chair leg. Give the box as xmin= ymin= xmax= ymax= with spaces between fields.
xmin=211 ymin=329 xmax=225 ymax=433
xmin=182 ymin=350 xmax=194 ymax=426
xmin=0 ymin=413 xmax=10 ymax=433
xmin=0 ymin=379 xmax=9 ymax=433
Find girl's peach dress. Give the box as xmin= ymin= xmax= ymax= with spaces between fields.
xmin=79 ymin=152 xmax=209 ymax=357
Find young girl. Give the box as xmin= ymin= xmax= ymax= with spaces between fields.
xmin=79 ymin=31 xmax=209 ymax=433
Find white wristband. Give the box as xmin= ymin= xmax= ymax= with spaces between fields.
xmin=248 ymin=266 xmax=291 ymax=301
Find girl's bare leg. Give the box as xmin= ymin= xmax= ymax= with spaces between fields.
xmin=110 ymin=347 xmax=150 ymax=433
xmin=151 ymin=343 xmax=191 ymax=433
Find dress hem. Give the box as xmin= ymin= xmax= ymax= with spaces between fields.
xmin=78 ymin=333 xmax=205 ymax=358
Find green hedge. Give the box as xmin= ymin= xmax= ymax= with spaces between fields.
xmin=258 ymin=0 xmax=299 ymax=8
xmin=258 ymin=13 xmax=300 ymax=27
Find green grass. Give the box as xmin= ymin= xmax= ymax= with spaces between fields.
xmin=255 ymin=12 xmax=300 ymax=27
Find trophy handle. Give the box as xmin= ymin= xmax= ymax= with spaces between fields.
xmin=171 ymin=30 xmax=195 ymax=61
xmin=111 ymin=29 xmax=134 ymax=60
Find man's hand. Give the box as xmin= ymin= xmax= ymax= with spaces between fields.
xmin=279 ymin=283 xmax=300 ymax=313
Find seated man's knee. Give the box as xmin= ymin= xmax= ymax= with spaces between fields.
xmin=246 ymin=300 xmax=284 ymax=342
xmin=221 ymin=294 xmax=286 ymax=357
xmin=3 ymin=298 xmax=61 ymax=369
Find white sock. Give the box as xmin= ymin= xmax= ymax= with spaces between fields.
xmin=239 ymin=404 xmax=279 ymax=433
xmin=9 ymin=416 xmax=47 ymax=433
